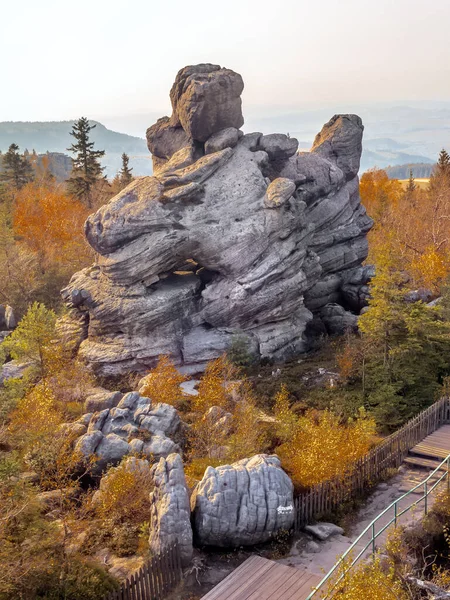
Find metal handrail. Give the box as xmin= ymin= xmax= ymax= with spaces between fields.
xmin=306 ymin=454 xmax=450 ymax=599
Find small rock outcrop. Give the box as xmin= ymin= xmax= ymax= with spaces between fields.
xmin=191 ymin=454 xmax=294 ymax=547
xmin=304 ymin=522 xmax=344 ymax=541
xmin=64 ymin=392 xmax=182 ymax=474
xmin=149 ymin=453 xmax=193 ymax=566
xmin=61 ymin=63 xmax=372 ymax=375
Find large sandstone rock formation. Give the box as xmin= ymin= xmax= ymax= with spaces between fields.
xmin=149 ymin=453 xmax=193 ymax=566
xmin=191 ymin=455 xmax=294 ymax=547
xmin=61 ymin=63 xmax=372 ymax=375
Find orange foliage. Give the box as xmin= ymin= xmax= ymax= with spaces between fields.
xmin=360 ymin=168 xmax=450 ymax=291
xmin=13 ymin=182 xmax=93 ymax=273
xmin=139 ymin=355 xmax=188 ymax=406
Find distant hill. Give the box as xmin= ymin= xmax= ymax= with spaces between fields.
xmin=0 ymin=121 xmax=152 ymax=178
xmin=36 ymin=152 xmax=73 ymax=181
xmin=385 ymin=163 xmax=435 ymax=179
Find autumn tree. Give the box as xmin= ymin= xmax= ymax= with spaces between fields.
xmin=67 ymin=118 xmax=105 ymax=207
xmin=139 ymin=355 xmax=188 ymax=407
xmin=13 ymin=181 xmax=93 ymax=290
xmin=276 ymin=408 xmax=376 ymax=488
xmin=0 ymin=143 xmax=33 ymax=190
xmin=360 ymin=163 xmax=450 ymax=290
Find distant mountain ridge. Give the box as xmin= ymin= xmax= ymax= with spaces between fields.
xmin=0 ymin=120 xmax=152 ymax=177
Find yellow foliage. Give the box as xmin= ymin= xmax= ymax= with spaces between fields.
xmin=94 ymin=458 xmax=153 ymax=525
xmin=227 ymin=395 xmax=265 ymax=462
xmin=273 ymin=384 xmax=298 ymax=443
xmin=410 ymin=246 xmax=450 ymax=290
xmin=360 ymin=167 xmax=450 ymax=291
xmin=192 ymin=355 xmax=241 ymax=414
xmin=277 ymin=408 xmax=376 ymax=488
xmin=8 ymin=384 xmax=63 ymax=445
xmin=139 ymin=355 xmax=187 ymax=406
xmin=330 ymin=555 xmax=408 ymax=600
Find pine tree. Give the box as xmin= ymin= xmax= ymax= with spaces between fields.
xmin=0 ymin=143 xmax=34 ymax=190
xmin=406 ymin=169 xmax=416 ymax=194
xmin=67 ymin=117 xmax=105 ymax=207
xmin=119 ymin=152 xmax=133 ymax=187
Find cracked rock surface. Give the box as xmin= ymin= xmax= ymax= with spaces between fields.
xmin=149 ymin=453 xmax=193 ymax=566
xmin=63 ymin=391 xmax=182 ymax=474
xmin=61 ymin=63 xmax=372 ymax=375
xmin=191 ymin=454 xmax=294 ymax=547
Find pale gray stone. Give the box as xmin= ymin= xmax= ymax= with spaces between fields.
xmin=259 ymin=134 xmax=298 ymax=160
xmin=149 ymin=453 xmax=193 ymax=566
xmin=60 ymin=64 xmax=372 ymax=375
xmin=84 ymin=389 xmax=123 ymax=412
xmin=205 ymin=127 xmax=239 ymax=154
xmin=67 ymin=393 xmax=183 ymax=474
xmin=304 ymin=522 xmax=344 ymax=541
xmin=312 ymin=114 xmax=363 ymax=182
xmin=0 ymin=360 xmax=32 ymax=384
xmin=191 ymin=454 xmax=294 ymax=547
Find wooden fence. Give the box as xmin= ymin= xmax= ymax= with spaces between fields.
xmin=294 ymin=396 xmax=450 ymax=530
xmin=104 ymin=542 xmax=182 ymax=600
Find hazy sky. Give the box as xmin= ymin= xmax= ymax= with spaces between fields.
xmin=2 ymin=0 xmax=450 ymax=123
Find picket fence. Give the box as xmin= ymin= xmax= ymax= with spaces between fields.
xmin=104 ymin=542 xmax=182 ymax=600
xmin=294 ymin=396 xmax=450 ymax=530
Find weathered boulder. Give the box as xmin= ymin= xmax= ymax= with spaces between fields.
xmin=304 ymin=522 xmax=344 ymax=541
xmin=264 ymin=177 xmax=296 ymax=209
xmin=191 ymin=454 xmax=294 ymax=547
xmin=169 ymin=64 xmax=244 ymax=141
xmin=311 ymin=114 xmax=363 ymax=181
xmin=146 ymin=116 xmax=191 ymax=160
xmin=84 ymin=389 xmax=123 ymax=412
xmin=61 ymin=63 xmax=372 ymax=375
xmin=149 ymin=453 xmax=193 ymax=566
xmin=259 ymin=134 xmax=299 ymax=160
xmin=0 ymin=360 xmax=32 ymax=384
xmin=69 ymin=392 xmax=182 ymax=474
xmin=205 ymin=127 xmax=240 ymax=154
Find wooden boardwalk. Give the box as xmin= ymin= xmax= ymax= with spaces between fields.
xmin=201 ymin=556 xmax=321 ymax=600
xmin=406 ymin=424 xmax=450 ymax=467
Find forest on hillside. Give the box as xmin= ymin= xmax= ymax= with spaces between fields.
xmin=0 ymin=118 xmax=450 ymax=599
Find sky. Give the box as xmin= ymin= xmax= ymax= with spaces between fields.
xmin=2 ymin=0 xmax=450 ymax=124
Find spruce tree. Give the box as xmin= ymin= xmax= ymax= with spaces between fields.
xmin=406 ymin=169 xmax=416 ymax=193
xmin=67 ymin=117 xmax=105 ymax=207
xmin=119 ymin=152 xmax=133 ymax=187
xmin=429 ymin=148 xmax=450 ymax=197
xmin=0 ymin=143 xmax=34 ymax=190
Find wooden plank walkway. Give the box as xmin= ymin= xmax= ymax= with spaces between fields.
xmin=201 ymin=556 xmax=321 ymax=600
xmin=408 ymin=424 xmax=450 ymax=463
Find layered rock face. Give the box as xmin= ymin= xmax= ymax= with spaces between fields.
xmin=191 ymin=455 xmax=294 ymax=547
xmin=61 ymin=63 xmax=372 ymax=375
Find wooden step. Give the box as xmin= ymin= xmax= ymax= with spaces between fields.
xmin=409 ymin=444 xmax=450 ymax=460
xmin=404 ymin=456 xmax=447 ymax=471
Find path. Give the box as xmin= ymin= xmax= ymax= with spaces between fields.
xmin=201 ymin=556 xmax=322 ymax=600
xmin=200 ymin=426 xmax=450 ymax=600
xmin=278 ymin=426 xmax=450 ymax=586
